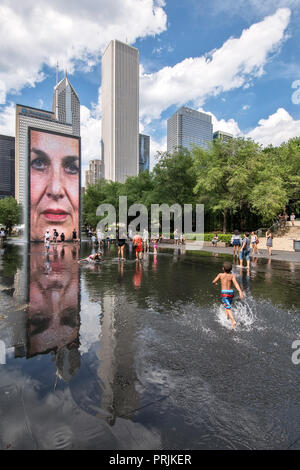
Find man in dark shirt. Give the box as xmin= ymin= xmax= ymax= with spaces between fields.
xmin=239 ymin=232 xmax=251 ymax=270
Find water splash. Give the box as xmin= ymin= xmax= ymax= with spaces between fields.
xmin=216 ymin=297 xmax=256 ymax=331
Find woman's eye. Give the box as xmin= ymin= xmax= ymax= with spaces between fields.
xmin=31 ymin=158 xmax=46 ymax=171
xmin=64 ymin=163 xmax=78 ymax=175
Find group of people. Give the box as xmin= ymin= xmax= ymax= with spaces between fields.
xmin=44 ymin=228 xmax=78 ymax=251
xmin=212 ymin=228 xmax=275 ymax=269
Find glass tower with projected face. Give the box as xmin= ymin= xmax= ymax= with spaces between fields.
xmin=101 ymin=40 xmax=139 ymax=183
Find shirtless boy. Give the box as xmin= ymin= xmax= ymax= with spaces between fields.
xmin=212 ymin=261 xmax=244 ymax=328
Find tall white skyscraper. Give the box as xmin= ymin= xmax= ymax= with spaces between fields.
xmin=52 ymin=74 xmax=80 ymax=136
xmin=101 ymin=40 xmax=139 ymax=183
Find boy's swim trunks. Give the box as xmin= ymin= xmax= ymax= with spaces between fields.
xmin=221 ymin=289 xmax=234 ymax=309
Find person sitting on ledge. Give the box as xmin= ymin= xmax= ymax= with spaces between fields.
xmin=212 ymin=233 xmax=219 ymax=247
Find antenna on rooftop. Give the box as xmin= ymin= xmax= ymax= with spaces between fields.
xmin=56 ymin=61 xmax=59 ymax=86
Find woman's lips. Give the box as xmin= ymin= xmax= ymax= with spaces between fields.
xmin=41 ymin=209 xmax=69 ymax=222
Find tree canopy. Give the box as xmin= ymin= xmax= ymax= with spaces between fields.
xmin=0 ymin=197 xmax=22 ymax=234
xmin=83 ymin=137 xmax=300 ymax=233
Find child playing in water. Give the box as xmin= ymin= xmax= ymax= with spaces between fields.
xmin=212 ymin=261 xmax=244 ymax=329
xmin=78 ymin=252 xmax=102 ymax=263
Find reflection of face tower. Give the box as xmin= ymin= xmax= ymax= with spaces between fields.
xmin=29 ymin=129 xmax=80 ymax=241
xmin=27 ymin=244 xmax=80 ymax=381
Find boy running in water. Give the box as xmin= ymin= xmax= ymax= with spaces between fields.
xmin=212 ymin=261 xmax=244 ymax=329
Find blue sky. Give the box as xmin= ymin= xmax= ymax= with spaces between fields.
xmin=1 ymin=0 xmax=300 ymax=176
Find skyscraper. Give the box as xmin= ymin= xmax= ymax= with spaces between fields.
xmin=0 ymin=134 xmax=15 ymax=199
xmin=101 ymin=40 xmax=139 ymax=183
xmin=213 ymin=130 xmax=233 ymax=142
xmin=52 ymin=74 xmax=80 ymax=136
xmin=167 ymin=106 xmax=213 ymax=153
xmin=139 ymin=134 xmax=150 ymax=173
xmin=85 ymin=159 xmax=102 ymax=187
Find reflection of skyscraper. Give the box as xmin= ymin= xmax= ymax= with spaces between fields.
xmin=52 ymin=74 xmax=80 ymax=137
xmin=167 ymin=106 xmax=213 ymax=153
xmin=139 ymin=134 xmax=150 ymax=173
xmin=101 ymin=40 xmax=139 ymax=183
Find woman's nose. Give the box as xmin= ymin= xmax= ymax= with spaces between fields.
xmin=46 ymin=171 xmax=65 ymax=200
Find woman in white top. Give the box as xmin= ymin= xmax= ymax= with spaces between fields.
xmin=251 ymin=231 xmax=259 ymax=255
xmin=231 ymin=230 xmax=241 ymax=257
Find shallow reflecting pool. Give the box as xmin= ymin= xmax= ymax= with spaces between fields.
xmin=0 ymin=241 xmax=299 ymax=449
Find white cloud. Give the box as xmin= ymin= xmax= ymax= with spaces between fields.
xmin=0 ymin=103 xmax=15 ymax=136
xmin=0 ymin=0 xmax=167 ymax=103
xmin=198 ymin=108 xmax=242 ymax=137
xmin=140 ymin=8 xmax=290 ymax=121
xmin=242 ymin=104 xmax=250 ymax=111
xmin=211 ymin=0 xmax=300 ymax=18
xmin=246 ymin=107 xmax=300 ymax=146
xmin=80 ymin=105 xmax=101 ymax=174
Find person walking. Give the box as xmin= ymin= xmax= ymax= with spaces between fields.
xmin=266 ymin=230 xmax=273 ymax=256
xmin=133 ymin=233 xmax=143 ymax=261
xmin=231 ymin=230 xmax=241 ymax=257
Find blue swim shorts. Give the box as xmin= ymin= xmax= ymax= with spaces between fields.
xmin=221 ymin=289 xmax=234 ymax=309
xmin=239 ymin=249 xmax=250 ymax=261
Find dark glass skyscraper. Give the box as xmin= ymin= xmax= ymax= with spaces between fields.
xmin=167 ymin=106 xmax=213 ymax=153
xmin=0 ymin=134 xmax=15 ymax=199
xmin=139 ymin=134 xmax=150 ymax=173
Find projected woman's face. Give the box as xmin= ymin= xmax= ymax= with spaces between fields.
xmin=30 ymin=130 xmax=79 ymax=241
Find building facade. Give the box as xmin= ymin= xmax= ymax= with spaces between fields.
xmin=167 ymin=106 xmax=213 ymax=153
xmin=0 ymin=135 xmax=15 ymax=199
xmin=101 ymin=40 xmax=139 ymax=183
xmin=52 ymin=75 xmax=80 ymax=136
xmin=139 ymin=134 xmax=150 ymax=173
xmin=213 ymin=130 xmax=233 ymax=142
xmin=85 ymin=159 xmax=102 ymax=187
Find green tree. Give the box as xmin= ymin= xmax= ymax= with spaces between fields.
xmin=0 ymin=197 xmax=22 ymax=234
xmin=193 ymin=138 xmax=262 ymax=232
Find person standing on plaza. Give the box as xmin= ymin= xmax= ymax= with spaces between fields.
xmin=97 ymin=229 xmax=103 ymax=247
xmin=133 ymin=233 xmax=143 ymax=261
xmin=290 ymin=212 xmax=296 ymax=226
xmin=174 ymin=229 xmax=179 ymax=246
xmin=143 ymin=228 xmax=149 ymax=252
xmin=231 ymin=230 xmax=241 ymax=257
xmin=72 ymin=228 xmax=77 ymax=244
xmin=117 ymin=232 xmax=126 ymax=260
xmin=266 ymin=230 xmax=273 ymax=256
xmin=239 ymin=232 xmax=251 ymax=270
xmin=251 ymin=231 xmax=259 ymax=256
xmin=44 ymin=229 xmax=50 ymax=244
xmin=91 ymin=233 xmax=96 ymax=245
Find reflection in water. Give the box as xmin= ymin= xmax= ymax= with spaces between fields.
xmin=133 ymin=261 xmax=143 ymax=289
xmin=27 ymin=244 xmax=80 ymax=382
